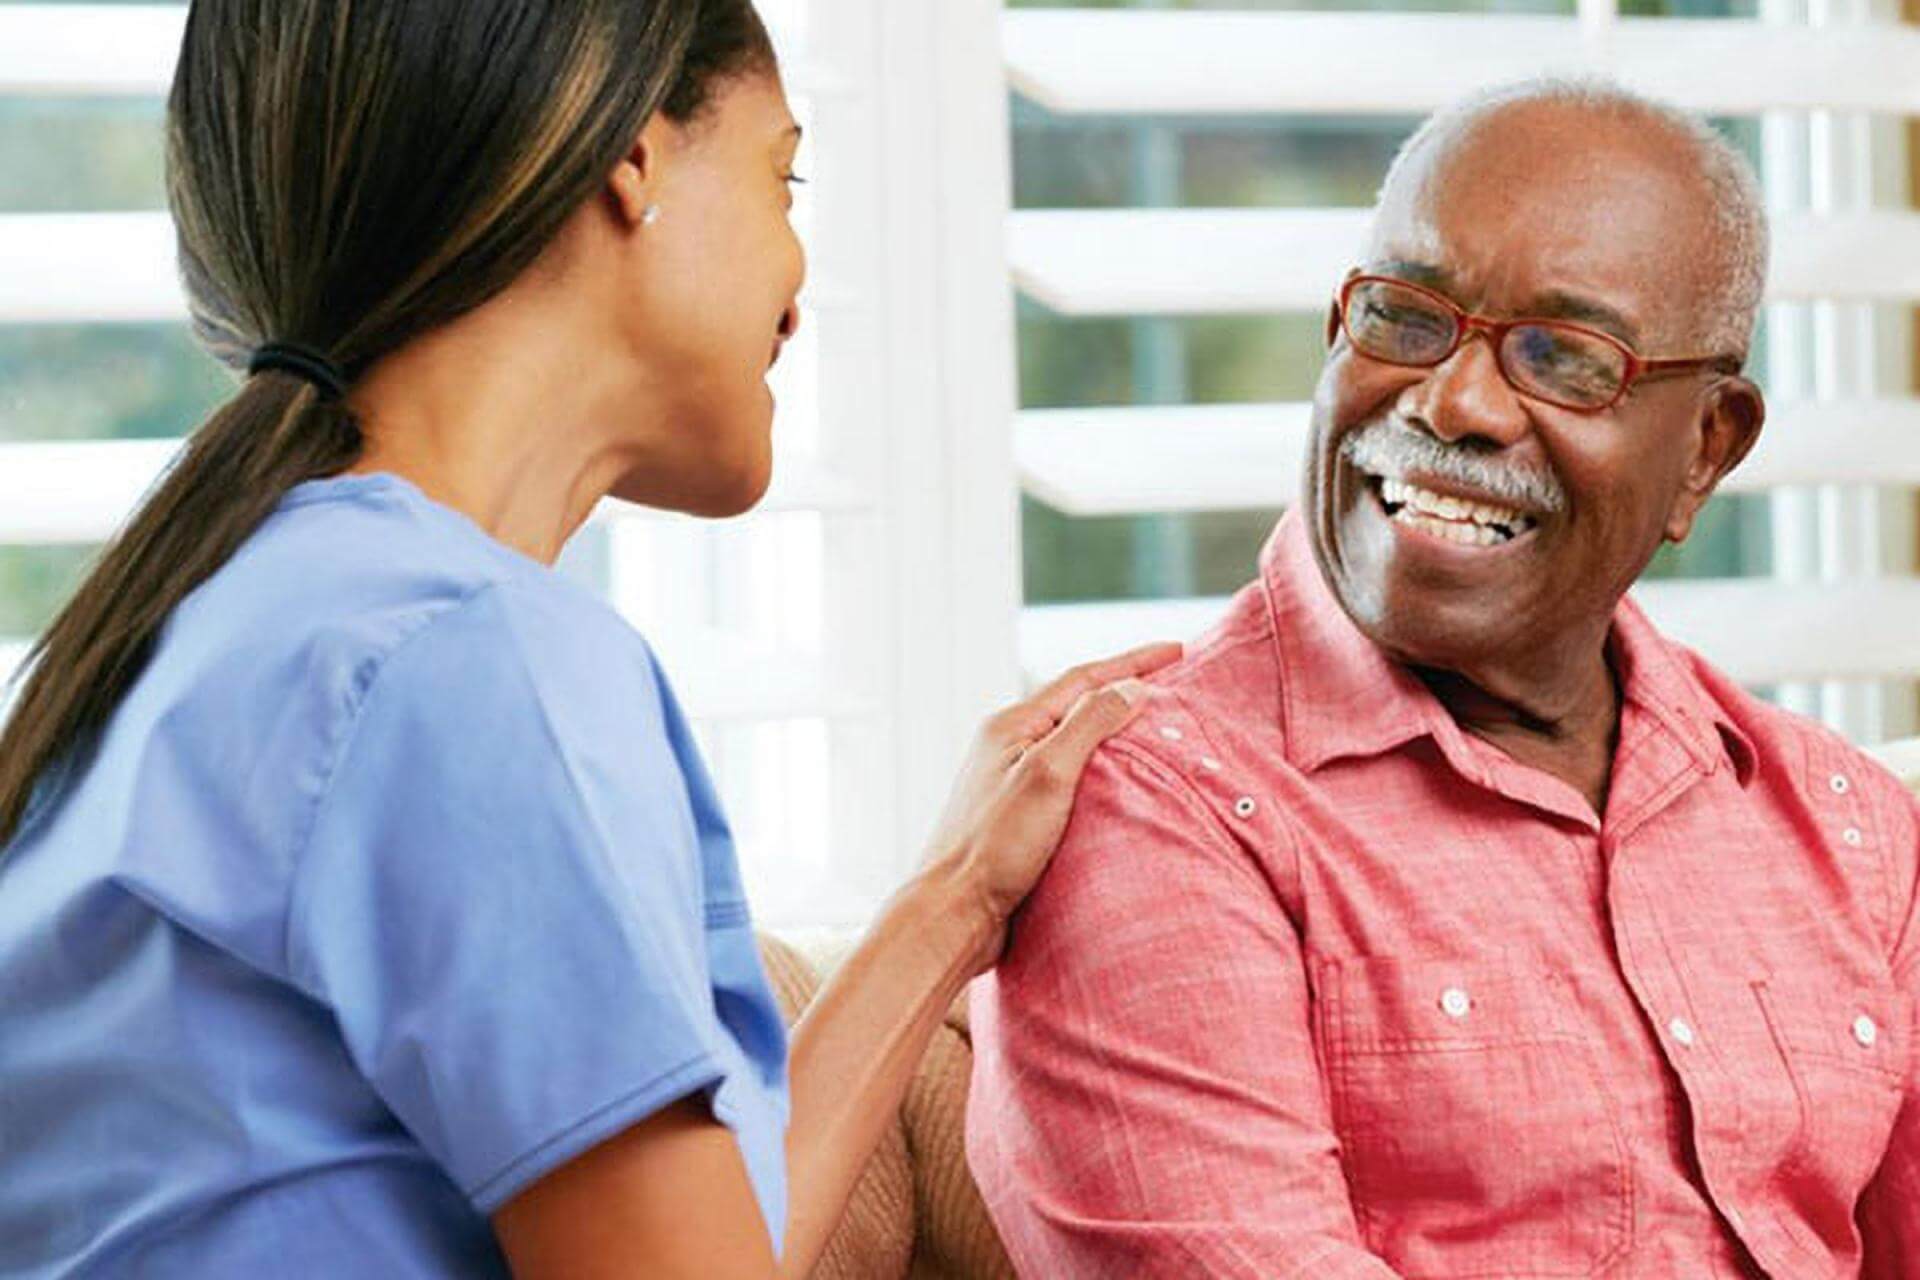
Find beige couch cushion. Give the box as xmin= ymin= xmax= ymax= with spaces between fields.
xmin=757 ymin=933 xmax=1014 ymax=1280
xmin=901 ymin=989 xmax=1016 ymax=1280
xmin=758 ymin=935 xmax=916 ymax=1279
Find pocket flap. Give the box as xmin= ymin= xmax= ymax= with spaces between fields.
xmin=1320 ymin=956 xmax=1584 ymax=1056
xmin=1757 ymin=971 xmax=1911 ymax=1081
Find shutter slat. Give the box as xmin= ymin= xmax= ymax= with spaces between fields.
xmin=0 ymin=213 xmax=860 ymax=325
xmin=0 ymin=629 xmax=875 ymax=725
xmin=0 ymin=438 xmax=870 ymax=545
xmin=1023 ymin=579 xmax=1920 ymax=688
xmin=1004 ymin=10 xmax=1920 ymax=117
xmin=1009 ymin=209 xmax=1920 ymax=316
xmin=0 ymin=6 xmax=842 ymax=98
xmin=1019 ymin=403 xmax=1310 ymax=517
xmin=1018 ymin=399 xmax=1920 ymax=517
xmin=0 ymin=5 xmax=185 ymax=97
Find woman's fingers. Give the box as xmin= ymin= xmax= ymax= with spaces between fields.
xmin=1021 ymin=679 xmax=1151 ymax=786
xmin=1025 ymin=643 xmax=1183 ymax=723
xmin=956 ymin=677 xmax=1153 ymax=935
xmin=922 ymin=649 xmax=1176 ymax=947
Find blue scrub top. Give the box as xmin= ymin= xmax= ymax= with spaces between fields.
xmin=0 ymin=473 xmax=790 ymax=1277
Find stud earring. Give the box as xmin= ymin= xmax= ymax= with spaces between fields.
xmin=642 ymin=204 xmax=662 ymax=227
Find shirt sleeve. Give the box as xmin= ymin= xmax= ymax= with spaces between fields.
xmin=284 ymin=584 xmax=747 ymax=1214
xmin=966 ymin=739 xmax=1403 ymax=1279
xmin=1860 ymin=792 xmax=1920 ymax=1278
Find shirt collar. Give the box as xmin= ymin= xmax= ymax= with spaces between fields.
xmin=1607 ymin=592 xmax=1758 ymax=786
xmin=1260 ymin=512 xmax=1756 ymax=786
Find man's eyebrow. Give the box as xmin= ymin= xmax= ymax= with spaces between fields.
xmin=1370 ymin=259 xmax=1449 ymax=290
xmin=1367 ymin=260 xmax=1645 ymax=346
xmin=1522 ymin=291 xmax=1641 ymax=346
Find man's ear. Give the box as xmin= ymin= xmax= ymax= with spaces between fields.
xmin=605 ymin=117 xmax=673 ymax=230
xmin=1665 ymin=375 xmax=1765 ymax=544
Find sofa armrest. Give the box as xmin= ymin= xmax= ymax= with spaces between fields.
xmin=758 ymin=934 xmax=916 ymax=1280
xmin=760 ymin=931 xmax=1014 ymax=1280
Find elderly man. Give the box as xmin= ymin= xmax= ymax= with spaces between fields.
xmin=968 ymin=80 xmax=1917 ymax=1278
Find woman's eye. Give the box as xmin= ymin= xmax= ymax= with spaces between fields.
xmin=785 ymin=172 xmax=809 ymax=186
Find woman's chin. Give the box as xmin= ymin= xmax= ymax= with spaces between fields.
xmin=691 ymin=465 xmax=773 ymax=518
xmin=608 ymin=451 xmax=772 ymax=519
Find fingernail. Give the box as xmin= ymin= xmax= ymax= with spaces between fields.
xmin=1113 ymin=678 xmax=1149 ymax=705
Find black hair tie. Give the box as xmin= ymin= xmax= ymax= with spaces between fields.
xmin=248 ymin=342 xmax=349 ymax=401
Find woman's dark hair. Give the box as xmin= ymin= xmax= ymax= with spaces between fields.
xmin=0 ymin=0 xmax=775 ymax=847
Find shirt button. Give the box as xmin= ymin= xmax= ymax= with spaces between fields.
xmin=1440 ymin=987 xmax=1472 ymax=1019
xmin=1233 ymin=796 xmax=1257 ymax=818
xmin=1843 ymin=827 xmax=1864 ymax=847
xmin=1669 ymin=1016 xmax=1697 ymax=1047
xmin=1830 ymin=772 xmax=1851 ymax=795
xmin=1159 ymin=725 xmax=1184 ymax=742
xmin=1199 ymin=756 xmax=1222 ymax=773
xmin=1854 ymin=1014 xmax=1879 ymax=1048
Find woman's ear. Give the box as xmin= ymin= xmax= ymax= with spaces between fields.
xmin=1664 ymin=375 xmax=1765 ymax=544
xmin=606 ymin=117 xmax=674 ymax=231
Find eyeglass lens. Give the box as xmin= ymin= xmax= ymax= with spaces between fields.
xmin=1345 ymin=278 xmax=1629 ymax=410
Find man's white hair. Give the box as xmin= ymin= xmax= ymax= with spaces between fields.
xmin=1378 ymin=77 xmax=1770 ymax=361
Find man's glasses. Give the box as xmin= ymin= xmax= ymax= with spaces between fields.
xmin=1330 ymin=274 xmax=1742 ymax=414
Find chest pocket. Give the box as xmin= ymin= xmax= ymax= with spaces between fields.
xmin=1316 ymin=957 xmax=1630 ymax=1278
xmin=1751 ymin=972 xmax=1911 ymax=1262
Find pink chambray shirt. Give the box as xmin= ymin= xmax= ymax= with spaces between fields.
xmin=969 ymin=513 xmax=1920 ymax=1279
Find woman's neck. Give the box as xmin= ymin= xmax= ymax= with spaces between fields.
xmin=343 ymin=295 xmax=642 ymax=566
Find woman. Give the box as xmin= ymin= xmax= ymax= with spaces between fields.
xmin=0 ymin=3 xmax=1175 ymax=1276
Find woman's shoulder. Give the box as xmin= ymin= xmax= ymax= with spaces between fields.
xmin=53 ymin=496 xmax=669 ymax=974
xmin=96 ymin=473 xmax=657 ymax=854
xmin=179 ymin=471 xmax=649 ymax=697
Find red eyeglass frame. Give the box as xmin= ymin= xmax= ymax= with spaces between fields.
xmin=1330 ymin=273 xmax=1743 ymax=414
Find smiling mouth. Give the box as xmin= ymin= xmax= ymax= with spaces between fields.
xmin=1366 ymin=474 xmax=1540 ymax=548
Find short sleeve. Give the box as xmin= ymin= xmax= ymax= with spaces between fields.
xmin=285 ymin=583 xmax=744 ymax=1213
xmin=968 ymin=739 xmax=1398 ymax=1278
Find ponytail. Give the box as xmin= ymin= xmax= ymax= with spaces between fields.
xmin=0 ymin=375 xmax=360 ymax=844
xmin=0 ymin=0 xmax=774 ymax=853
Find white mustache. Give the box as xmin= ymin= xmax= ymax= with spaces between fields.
xmin=1340 ymin=417 xmax=1567 ymax=516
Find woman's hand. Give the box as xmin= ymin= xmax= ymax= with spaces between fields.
xmin=924 ymin=641 xmax=1183 ymax=974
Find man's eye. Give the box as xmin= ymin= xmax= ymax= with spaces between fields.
xmin=1366 ymin=301 xmax=1444 ymax=333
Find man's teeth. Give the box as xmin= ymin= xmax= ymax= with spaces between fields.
xmin=1378 ymin=477 xmax=1535 ymax=545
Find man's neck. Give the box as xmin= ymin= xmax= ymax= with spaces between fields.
xmin=1414 ymin=641 xmax=1623 ymax=818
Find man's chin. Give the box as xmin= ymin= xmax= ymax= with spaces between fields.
xmin=1332 ymin=554 xmax=1535 ymax=676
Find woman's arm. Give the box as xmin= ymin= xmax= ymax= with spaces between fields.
xmin=493 ymin=644 xmax=1179 ymax=1279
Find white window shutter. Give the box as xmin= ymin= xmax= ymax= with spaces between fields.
xmin=1001 ymin=3 xmax=1920 ymax=730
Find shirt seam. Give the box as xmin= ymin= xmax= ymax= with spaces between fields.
xmin=278 ymin=581 xmax=511 ymax=978
xmin=1150 ymin=627 xmax=1275 ymax=704
xmin=1104 ymin=736 xmax=1306 ymax=914
xmin=485 ymin=584 xmax=708 ymax=935
xmin=707 ymin=898 xmax=753 ymax=930
xmin=465 ymin=1049 xmax=723 ymax=1208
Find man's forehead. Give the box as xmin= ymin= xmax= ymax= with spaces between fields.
xmin=1366 ymin=110 xmax=1719 ymax=347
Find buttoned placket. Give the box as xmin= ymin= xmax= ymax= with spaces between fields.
xmin=1598 ymin=717 xmax=1800 ymax=1273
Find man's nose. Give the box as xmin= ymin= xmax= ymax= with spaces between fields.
xmin=1398 ymin=332 xmax=1531 ymax=449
